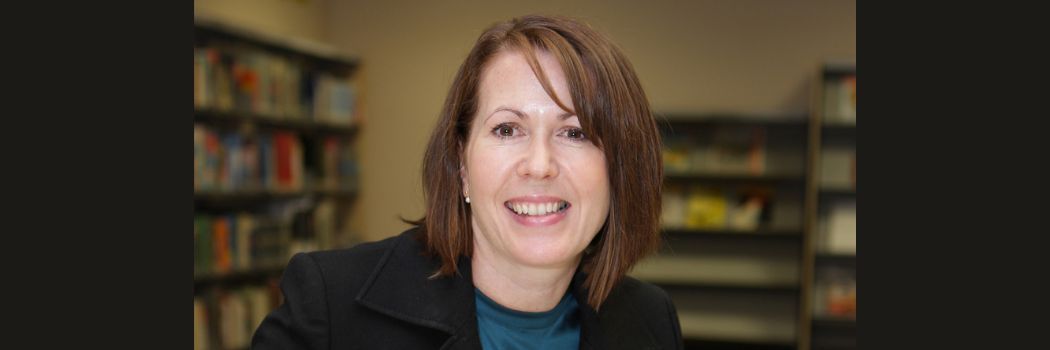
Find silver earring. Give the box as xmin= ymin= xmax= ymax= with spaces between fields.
xmin=465 ymin=196 xmax=471 ymax=204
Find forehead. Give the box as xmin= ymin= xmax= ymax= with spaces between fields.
xmin=476 ymin=49 xmax=573 ymax=114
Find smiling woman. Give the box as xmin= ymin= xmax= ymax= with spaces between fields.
xmin=463 ymin=49 xmax=613 ymax=307
xmin=251 ymin=14 xmax=679 ymax=350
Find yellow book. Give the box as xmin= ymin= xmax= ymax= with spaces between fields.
xmin=685 ymin=188 xmax=728 ymax=229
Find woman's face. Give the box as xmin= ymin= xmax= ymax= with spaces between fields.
xmin=462 ymin=49 xmax=610 ymax=270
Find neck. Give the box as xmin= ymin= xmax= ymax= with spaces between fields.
xmin=471 ymin=247 xmax=579 ymax=313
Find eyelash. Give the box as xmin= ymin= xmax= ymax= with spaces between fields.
xmin=491 ymin=123 xmax=519 ymax=139
xmin=489 ymin=123 xmax=588 ymax=142
xmin=563 ymin=127 xmax=587 ymax=141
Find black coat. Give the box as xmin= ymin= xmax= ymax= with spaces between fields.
xmin=251 ymin=227 xmax=683 ymax=349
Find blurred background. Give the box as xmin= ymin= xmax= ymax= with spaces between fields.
xmin=192 ymin=0 xmax=856 ymax=349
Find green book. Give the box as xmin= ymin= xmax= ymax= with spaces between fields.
xmin=195 ymin=215 xmax=212 ymax=275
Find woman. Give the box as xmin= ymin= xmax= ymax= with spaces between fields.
xmin=252 ymin=15 xmax=681 ymax=349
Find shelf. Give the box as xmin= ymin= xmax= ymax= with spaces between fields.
xmin=819 ymin=186 xmax=855 ymax=198
xmin=665 ymin=172 xmax=805 ymax=185
xmin=810 ymin=317 xmax=856 ymax=350
xmin=815 ymin=253 xmax=856 ymax=267
xmin=657 ymin=281 xmax=800 ymax=295
xmin=194 ymin=265 xmax=284 ymax=288
xmin=194 ymin=16 xmax=358 ymax=74
xmin=195 ymin=187 xmax=356 ymax=201
xmin=821 ymin=121 xmax=856 ymax=129
xmin=658 ymin=113 xmax=809 ymax=129
xmin=821 ymin=123 xmax=856 ymax=140
xmin=812 ymin=317 xmax=856 ymax=330
xmin=194 ymin=187 xmax=357 ymax=210
xmin=663 ymin=228 xmax=802 ymax=241
xmin=684 ymin=337 xmax=795 ymax=350
xmin=633 ymin=256 xmax=799 ymax=295
xmin=822 ymin=63 xmax=855 ymax=77
xmin=195 ymin=109 xmax=359 ymax=136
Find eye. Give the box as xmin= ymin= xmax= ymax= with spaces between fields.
xmin=491 ymin=123 xmax=519 ymax=139
xmin=563 ymin=127 xmax=587 ymax=141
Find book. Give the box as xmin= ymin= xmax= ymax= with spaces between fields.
xmin=820 ymin=147 xmax=854 ymax=190
xmin=820 ymin=266 xmax=856 ymax=318
xmin=195 ymin=215 xmax=213 ymax=275
xmin=251 ymin=216 xmax=285 ymax=268
xmin=727 ymin=188 xmax=772 ymax=231
xmin=235 ymin=213 xmax=254 ymax=270
xmin=257 ymin=132 xmax=275 ymax=190
xmin=313 ymin=199 xmax=337 ymax=250
xmin=212 ymin=217 xmax=231 ymax=274
xmin=709 ymin=126 xmax=766 ymax=175
xmin=196 ymin=42 xmax=336 ymax=121
xmin=218 ymin=290 xmax=250 ymax=349
xmin=194 ymin=297 xmax=209 ymax=350
xmin=661 ymin=186 xmax=687 ymax=229
xmin=684 ymin=187 xmax=729 ymax=229
xmin=221 ymin=133 xmax=243 ymax=190
xmin=823 ymin=74 xmax=857 ymax=124
xmin=273 ymin=131 xmax=297 ymax=191
xmin=825 ymin=199 xmax=857 ymax=254
xmin=338 ymin=139 xmax=360 ymax=190
xmin=661 ymin=134 xmax=692 ymax=174
xmin=203 ymin=126 xmax=221 ymax=191
xmin=194 ymin=48 xmax=207 ymax=109
xmin=245 ymin=286 xmax=273 ymax=331
xmin=194 ymin=125 xmax=205 ymax=190
xmin=312 ymin=73 xmax=358 ymax=126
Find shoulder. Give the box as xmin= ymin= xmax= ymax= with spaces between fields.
xmin=602 ymin=276 xmax=675 ymax=317
xmin=290 ymin=227 xmax=422 ymax=293
xmin=599 ymin=276 xmax=682 ymax=349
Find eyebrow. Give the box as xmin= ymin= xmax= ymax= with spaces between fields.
xmin=483 ymin=106 xmax=576 ymax=124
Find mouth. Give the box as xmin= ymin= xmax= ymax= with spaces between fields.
xmin=504 ymin=200 xmax=571 ymax=217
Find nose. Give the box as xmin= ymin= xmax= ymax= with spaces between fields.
xmin=517 ymin=136 xmax=559 ymax=179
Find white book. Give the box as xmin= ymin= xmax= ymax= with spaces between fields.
xmin=826 ymin=200 xmax=857 ymax=254
xmin=820 ymin=148 xmax=854 ymax=189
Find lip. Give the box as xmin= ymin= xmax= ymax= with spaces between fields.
xmin=504 ymin=195 xmax=570 ymax=227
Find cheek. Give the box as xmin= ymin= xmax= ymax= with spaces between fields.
xmin=572 ymin=150 xmax=611 ymax=213
xmin=466 ymin=146 xmax=516 ymax=195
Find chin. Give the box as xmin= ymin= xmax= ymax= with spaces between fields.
xmin=510 ymin=242 xmax=583 ymax=268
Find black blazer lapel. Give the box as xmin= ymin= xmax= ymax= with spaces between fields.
xmin=353 ymin=229 xmax=663 ymax=350
xmin=572 ymin=271 xmax=663 ymax=350
xmin=354 ymin=230 xmax=481 ymax=349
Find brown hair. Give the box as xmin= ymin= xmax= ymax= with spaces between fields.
xmin=409 ymin=14 xmax=662 ymax=310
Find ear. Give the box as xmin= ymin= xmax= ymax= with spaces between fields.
xmin=457 ymin=138 xmax=470 ymax=198
xmin=460 ymin=162 xmax=469 ymax=198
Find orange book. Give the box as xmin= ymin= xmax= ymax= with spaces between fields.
xmin=212 ymin=217 xmax=231 ymax=273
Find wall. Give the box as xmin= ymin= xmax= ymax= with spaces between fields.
xmin=326 ymin=0 xmax=856 ymax=241
xmin=194 ymin=0 xmax=329 ymax=43
xmin=194 ymin=0 xmax=856 ymax=242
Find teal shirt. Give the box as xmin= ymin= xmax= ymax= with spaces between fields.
xmin=475 ymin=288 xmax=581 ymax=349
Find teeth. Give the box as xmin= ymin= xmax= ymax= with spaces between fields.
xmin=508 ymin=201 xmax=567 ymax=216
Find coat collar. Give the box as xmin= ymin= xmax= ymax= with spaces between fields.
xmin=354 ymin=228 xmax=658 ymax=350
xmin=354 ymin=229 xmax=479 ymax=349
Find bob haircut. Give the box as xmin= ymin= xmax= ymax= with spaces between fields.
xmin=410 ymin=14 xmax=663 ymax=310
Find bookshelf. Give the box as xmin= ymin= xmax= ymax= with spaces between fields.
xmin=641 ymin=63 xmax=855 ymax=350
xmin=634 ymin=113 xmax=809 ymax=349
xmin=663 ymin=228 xmax=802 ymax=241
xmin=800 ymin=63 xmax=856 ymax=350
xmin=193 ymin=17 xmax=362 ymax=350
